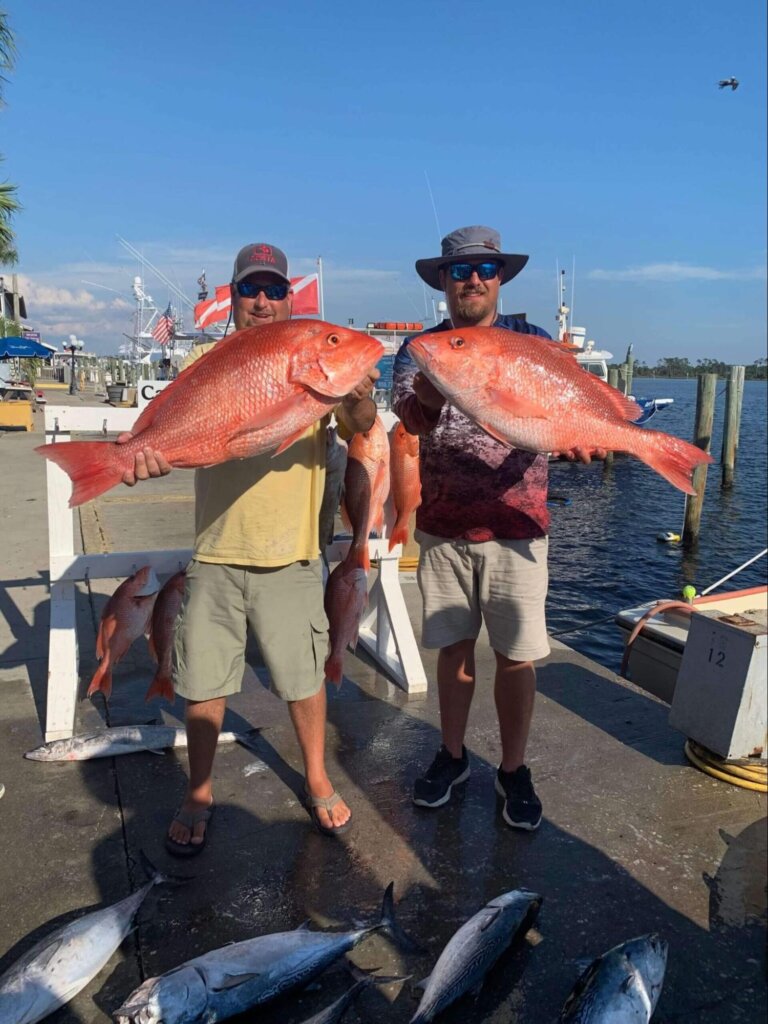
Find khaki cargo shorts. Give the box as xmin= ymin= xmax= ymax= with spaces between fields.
xmin=174 ymin=558 xmax=329 ymax=702
xmin=416 ymin=531 xmax=550 ymax=662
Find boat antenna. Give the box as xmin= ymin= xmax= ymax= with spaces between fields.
xmin=424 ymin=170 xmax=442 ymax=243
xmin=117 ymin=236 xmax=195 ymax=310
xmin=570 ymin=255 xmax=576 ymax=333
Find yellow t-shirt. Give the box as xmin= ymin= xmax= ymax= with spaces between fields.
xmin=182 ymin=342 xmax=327 ymax=567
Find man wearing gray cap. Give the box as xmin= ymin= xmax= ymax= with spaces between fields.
xmin=393 ymin=226 xmax=600 ymax=831
xmin=119 ymin=241 xmax=378 ymax=851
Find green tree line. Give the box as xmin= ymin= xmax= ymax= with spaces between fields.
xmin=613 ymin=356 xmax=767 ymax=381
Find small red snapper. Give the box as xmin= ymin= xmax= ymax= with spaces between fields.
xmin=341 ymin=415 xmax=391 ymax=570
xmin=408 ymin=328 xmax=712 ymax=494
xmin=388 ymin=422 xmax=421 ymax=551
xmin=88 ymin=567 xmax=158 ymax=700
xmin=323 ymin=559 xmax=368 ymax=687
xmin=145 ymin=571 xmax=186 ymax=704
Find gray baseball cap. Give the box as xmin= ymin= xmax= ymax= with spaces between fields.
xmin=415 ymin=225 xmax=528 ymax=291
xmin=232 ymin=243 xmax=290 ymax=285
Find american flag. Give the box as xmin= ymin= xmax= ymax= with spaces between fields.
xmin=152 ymin=303 xmax=175 ymax=345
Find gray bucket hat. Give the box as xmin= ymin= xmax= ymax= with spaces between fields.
xmin=415 ymin=225 xmax=528 ymax=291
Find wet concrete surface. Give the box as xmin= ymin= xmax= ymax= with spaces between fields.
xmin=0 ymin=397 xmax=765 ymax=1022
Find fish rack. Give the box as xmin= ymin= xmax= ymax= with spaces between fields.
xmin=41 ymin=405 xmax=427 ymax=742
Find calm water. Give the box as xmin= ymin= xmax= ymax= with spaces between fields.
xmin=545 ymin=379 xmax=768 ymax=671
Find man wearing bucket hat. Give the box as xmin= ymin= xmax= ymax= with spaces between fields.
xmin=118 ymin=241 xmax=379 ymax=850
xmin=392 ymin=225 xmax=601 ymax=830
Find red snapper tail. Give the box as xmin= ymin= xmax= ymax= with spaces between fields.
xmin=145 ymin=670 xmax=175 ymax=704
xmin=324 ymin=653 xmax=343 ymax=687
xmin=636 ymin=432 xmax=713 ymax=495
xmin=87 ymin=659 xmax=113 ymax=700
xmin=35 ymin=441 xmax=126 ymax=507
xmin=388 ymin=516 xmax=409 ymax=551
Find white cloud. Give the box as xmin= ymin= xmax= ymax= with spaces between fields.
xmin=13 ymin=248 xmax=429 ymax=352
xmin=588 ymin=262 xmax=767 ymax=282
xmin=18 ymin=279 xmax=109 ymax=311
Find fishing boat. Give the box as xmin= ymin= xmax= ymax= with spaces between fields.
xmin=115 ymin=238 xmax=228 ymax=372
xmin=554 ymin=271 xmax=673 ymax=425
xmin=615 ymin=551 xmax=768 ymax=703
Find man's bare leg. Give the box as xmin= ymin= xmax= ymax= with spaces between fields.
xmin=493 ymin=655 xmax=536 ymax=772
xmin=167 ymin=696 xmax=225 ymax=847
xmin=436 ymin=638 xmax=476 ymax=757
xmin=289 ymin=686 xmax=350 ymax=830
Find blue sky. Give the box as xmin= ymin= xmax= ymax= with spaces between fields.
xmin=2 ymin=0 xmax=766 ymax=361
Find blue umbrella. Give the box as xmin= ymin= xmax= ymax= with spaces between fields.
xmin=0 ymin=336 xmax=51 ymax=358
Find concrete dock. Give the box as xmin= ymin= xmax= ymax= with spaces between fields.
xmin=1 ymin=393 xmax=765 ymax=1023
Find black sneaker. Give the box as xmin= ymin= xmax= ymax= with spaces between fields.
xmin=412 ymin=745 xmax=470 ymax=808
xmin=495 ymin=765 xmax=542 ymax=830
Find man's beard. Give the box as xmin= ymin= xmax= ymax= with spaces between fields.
xmin=453 ymin=288 xmax=495 ymax=324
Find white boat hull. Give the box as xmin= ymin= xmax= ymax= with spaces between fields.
xmin=615 ymin=586 xmax=768 ymax=704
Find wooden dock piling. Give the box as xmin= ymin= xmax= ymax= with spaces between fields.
xmin=606 ymin=368 xmax=620 ymax=467
xmin=684 ymin=373 xmax=717 ymax=546
xmin=622 ymin=345 xmax=635 ymax=399
xmin=721 ymin=365 xmax=745 ymax=489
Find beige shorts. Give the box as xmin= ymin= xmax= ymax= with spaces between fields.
xmin=174 ymin=558 xmax=329 ymax=702
xmin=416 ymin=531 xmax=550 ymax=662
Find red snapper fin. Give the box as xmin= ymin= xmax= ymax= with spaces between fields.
xmin=87 ymin=660 xmax=113 ymax=700
xmin=145 ymin=671 xmax=174 ymax=704
xmin=640 ymin=433 xmax=713 ymax=495
xmin=484 ymin=387 xmax=552 ymax=420
xmin=224 ymin=394 xmax=308 ymax=459
xmin=35 ymin=441 xmax=126 ymax=507
xmin=324 ymin=654 xmax=343 ymax=687
xmin=273 ymin=425 xmax=311 ymax=457
xmin=582 ymin=375 xmax=643 ymax=421
xmin=388 ymin=518 xmax=409 ymax=551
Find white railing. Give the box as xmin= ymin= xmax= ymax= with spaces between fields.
xmin=41 ymin=405 xmax=426 ymax=740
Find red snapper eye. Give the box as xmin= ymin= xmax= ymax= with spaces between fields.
xmin=450 ymin=336 xmax=465 ymax=349
xmin=326 ymin=333 xmax=340 ymax=346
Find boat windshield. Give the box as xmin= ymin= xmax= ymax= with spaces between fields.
xmin=581 ymin=361 xmax=608 ymax=380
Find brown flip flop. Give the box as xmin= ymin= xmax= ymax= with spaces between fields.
xmin=303 ymin=786 xmax=352 ymax=837
xmin=165 ymin=801 xmax=215 ymax=858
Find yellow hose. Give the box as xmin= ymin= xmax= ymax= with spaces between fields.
xmin=369 ymin=556 xmax=420 ymax=571
xmin=684 ymin=740 xmax=767 ymax=793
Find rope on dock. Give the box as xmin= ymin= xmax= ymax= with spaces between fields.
xmin=684 ymin=740 xmax=767 ymax=793
xmin=549 ymin=613 xmax=617 ymax=637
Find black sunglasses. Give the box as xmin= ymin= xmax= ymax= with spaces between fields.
xmin=236 ymin=280 xmax=290 ymax=301
xmin=447 ymin=261 xmax=502 ymax=282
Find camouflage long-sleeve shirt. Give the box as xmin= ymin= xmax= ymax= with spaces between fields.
xmin=391 ymin=315 xmax=551 ymax=542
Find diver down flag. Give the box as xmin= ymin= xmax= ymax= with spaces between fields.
xmin=194 ymin=286 xmax=232 ymax=329
xmin=193 ymin=275 xmax=320 ymax=328
xmin=290 ymin=274 xmax=320 ymax=316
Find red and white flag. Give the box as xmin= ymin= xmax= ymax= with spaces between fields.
xmin=290 ymin=273 xmax=320 ymax=316
xmin=194 ymin=285 xmax=232 ymax=329
xmin=193 ymin=273 xmax=320 ymax=328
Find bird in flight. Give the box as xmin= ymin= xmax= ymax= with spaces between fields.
xmin=718 ymin=77 xmax=739 ymax=90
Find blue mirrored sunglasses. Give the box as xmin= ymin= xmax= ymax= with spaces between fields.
xmin=236 ymin=280 xmax=289 ymax=301
xmin=447 ymin=261 xmax=502 ymax=282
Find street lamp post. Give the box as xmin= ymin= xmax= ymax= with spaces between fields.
xmin=65 ymin=335 xmax=84 ymax=395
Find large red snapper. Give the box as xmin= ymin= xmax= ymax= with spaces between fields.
xmin=408 ymin=328 xmax=712 ymax=494
xmin=388 ymin=422 xmax=421 ymax=551
xmin=36 ymin=321 xmax=383 ymax=507
xmin=145 ymin=570 xmax=186 ymax=704
xmin=341 ymin=415 xmax=391 ymax=571
xmin=323 ymin=558 xmax=368 ymax=687
xmin=88 ymin=567 xmax=158 ymax=700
